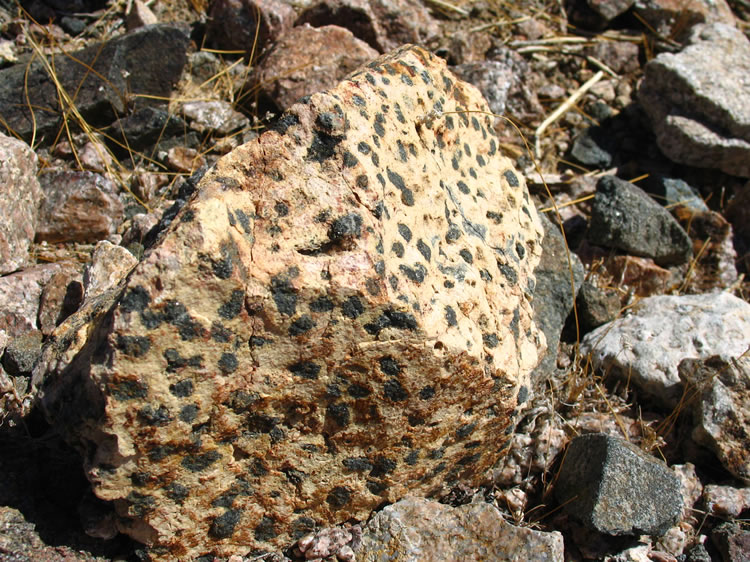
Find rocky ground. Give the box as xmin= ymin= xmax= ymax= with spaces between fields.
xmin=0 ymin=0 xmax=749 ymax=560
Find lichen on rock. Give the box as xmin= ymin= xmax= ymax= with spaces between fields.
xmin=37 ymin=45 xmax=545 ymax=559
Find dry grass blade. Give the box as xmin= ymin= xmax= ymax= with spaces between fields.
xmin=424 ymin=0 xmax=470 ymax=16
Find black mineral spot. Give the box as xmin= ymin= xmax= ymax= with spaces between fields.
xmin=419 ymin=386 xmax=435 ymax=400
xmin=253 ymin=515 xmax=277 ymax=542
xmin=116 ymin=335 xmax=150 ymax=357
xmin=356 ymin=175 xmax=369 ymax=189
xmin=451 ymin=156 xmax=459 ymax=171
xmin=518 ymin=385 xmax=529 ymax=404
xmin=274 ymin=202 xmax=289 ymax=217
xmin=181 ymin=450 xmax=220 ymax=472
xmin=482 ymin=333 xmax=499 ymax=348
xmin=459 ymin=249 xmax=473 ymax=264
xmin=384 ymin=378 xmax=408 ymax=401
xmin=417 ymin=239 xmax=431 ymax=262
xmin=291 ymin=517 xmax=317 ymax=540
xmin=271 ymin=274 xmax=297 ymax=317
xmin=374 ymin=114 xmax=386 ymax=137
xmin=270 ymin=114 xmax=299 ymax=135
xmin=379 ymin=356 xmax=401 ymax=376
xmin=341 ymin=295 xmax=364 ymax=319
xmin=163 ymin=300 xmax=200 ymax=341
xmin=397 ymin=140 xmax=407 ymax=162
xmin=365 ymin=278 xmax=381 ymax=296
xmin=289 ymin=314 xmax=315 ymax=336
xmin=399 ymin=263 xmax=426 ymax=284
xmin=211 ymin=321 xmax=232 ymax=342
xmin=357 ymin=141 xmax=371 ymax=155
xmin=327 ymin=403 xmax=350 ymax=427
xmin=400 ymin=73 xmax=413 ymax=86
xmin=343 ymin=457 xmax=373 ymax=472
xmin=235 ymin=209 xmax=251 ymax=233
xmin=148 ymin=445 xmax=176 ymax=462
xmin=389 ymin=274 xmax=399 ymax=290
xmin=138 ymin=405 xmax=171 ymax=426
xmin=218 ymin=352 xmax=238 ymax=374
xmin=445 ymin=305 xmax=457 ymax=327
xmin=365 ymin=73 xmax=376 ymax=85
xmin=343 ymin=151 xmax=358 ymax=168
xmin=471 ymin=116 xmax=480 ymax=131
xmin=366 ymin=480 xmax=387 ymax=495
xmin=391 ymin=242 xmax=405 ymax=258
xmin=169 ymin=379 xmax=193 ymax=397
xmin=516 ymin=242 xmax=526 ymax=259
xmin=310 ymin=295 xmax=334 ymax=312
xmin=127 ymin=492 xmax=155 ymax=517
xmin=111 ymin=379 xmax=148 ymax=401
xmin=476 ymin=154 xmax=486 ymax=167
xmin=247 ymin=414 xmax=279 ymax=434
xmin=387 ymin=168 xmax=406 ymax=192
xmin=165 ymin=482 xmax=188 ymax=504
xmin=457 ymin=180 xmax=470 ymax=195
xmin=179 ymin=404 xmax=199 ymax=423
xmin=370 ymin=456 xmax=396 ymax=478
xmin=307 ymin=130 xmax=344 ymax=162
xmin=249 ymin=336 xmax=269 ymax=347
xmin=121 ymin=286 xmax=150 ymax=313
xmin=182 ymin=209 xmax=195 ymax=222
xmin=218 ymin=289 xmax=244 ymax=320
xmin=456 ymin=422 xmax=477 ymax=440
xmin=445 ymin=226 xmax=461 ymax=243
xmin=463 ymin=143 xmax=471 ymax=157
xmin=504 ymin=169 xmax=519 ymax=187
xmin=511 ymin=307 xmax=520 ymax=340
xmin=458 ymin=453 xmax=481 ymax=465
xmin=444 ymin=280 xmax=454 ymax=288
xmin=408 ymin=414 xmax=424 ymax=426
xmin=352 ymin=94 xmax=366 ymax=107
xmin=374 ymin=260 xmax=385 ymax=277
xmin=486 ymin=211 xmax=503 ymax=224
xmin=210 ymin=509 xmax=241 ymax=539
xmin=329 ymin=213 xmax=363 ymax=241
xmin=405 ymin=450 xmax=419 ymax=465
xmin=396 ymin=224 xmax=412 ymax=244
xmin=348 ymin=383 xmax=371 ymax=398
xmin=394 ymin=103 xmax=406 ymax=123
xmin=480 ymin=269 xmax=493 ymax=281
xmin=497 ymin=262 xmax=518 ymax=284
xmin=288 ymin=360 xmax=321 ymax=380
xmin=326 ymin=384 xmax=342 ymax=398
xmin=326 ymin=486 xmax=351 ymax=509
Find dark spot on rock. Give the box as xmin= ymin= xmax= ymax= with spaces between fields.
xmin=397 ymin=140 xmax=407 ymax=162
xmin=343 ymin=151 xmax=358 ymax=168
xmin=391 ymin=241 xmax=405 ymax=258
xmin=356 ymin=175 xmax=369 ymax=189
xmin=329 ymin=213 xmax=363 ymax=241
xmin=400 ymin=73 xmax=413 ymax=86
xmin=459 ymin=249 xmax=473 ymax=264
xmin=516 ymin=242 xmax=525 ymax=259
xmin=291 ymin=517 xmax=317 ymax=540
xmin=374 ymin=260 xmax=385 ymax=277
xmin=116 ymin=335 xmax=150 ymax=357
xmin=218 ymin=289 xmax=244 ymax=320
xmin=251 ymin=458 xmax=268 ymax=476
xmin=307 ymin=130 xmax=344 ymax=162
xmin=457 ymin=181 xmax=470 ymax=195
xmin=127 ymin=492 xmax=155 ymax=517
xmin=486 ymin=211 xmax=502 ymax=224
xmin=169 ymin=379 xmax=194 ymax=397
xmin=482 ymin=333 xmax=499 ymax=348
xmin=394 ymin=103 xmax=406 ymax=123
xmin=497 ymin=262 xmax=518 ymax=284
xmin=138 ymin=404 xmax=171 ymax=426
xmin=370 ymin=456 xmax=396 ymax=478
xmin=247 ymin=414 xmax=279 ymax=434
xmin=517 ymin=385 xmax=529 ymax=404
xmin=326 ymin=384 xmax=342 ymax=398
xmin=379 ymin=356 xmax=401 ymax=376
xmin=480 ymin=269 xmax=493 ymax=281
xmin=326 ymin=486 xmax=351 ymax=509
xmin=218 ymin=352 xmax=238 ymax=374
xmin=111 ymin=379 xmax=148 ymax=401
xmin=405 ymin=450 xmax=419 ymax=465
xmin=163 ymin=300 xmax=200 ymax=341
xmin=343 ymin=457 xmax=373 ymax=472
xmin=209 ymin=509 xmax=241 ymax=539
xmin=181 ymin=450 xmax=220 ymax=472
xmin=252 ymin=515 xmax=278 ymax=542
xmin=273 ymin=202 xmax=289 ymax=217
xmin=476 ymin=154 xmax=486 ymax=167
xmin=211 ymin=322 xmax=232 ymax=342
xmin=348 ymin=383 xmax=371 ymax=398
xmin=408 ymin=414 xmax=424 ymax=426
xmin=417 ymin=239 xmax=431 ymax=262
xmin=471 ymin=116 xmax=480 ymax=131
xmin=121 ymin=286 xmax=150 ymax=313
xmin=310 ymin=295 xmax=334 ymax=312
xmin=341 ymin=295 xmax=364 ymax=319
xmin=288 ymin=360 xmax=321 ymax=379
xmin=456 ymin=422 xmax=477 ymax=440
xmin=445 ymin=226 xmax=461 ymax=243
xmin=445 ymin=306 xmax=457 ymax=327
xmin=511 ymin=307 xmax=520 ymax=340
xmin=504 ymin=170 xmax=519 ymax=187
xmin=384 ymin=378 xmax=408 ymax=401
xmin=227 ymin=390 xmax=259 ymax=413
xmin=458 ymin=453 xmax=481 ymax=465
xmin=327 ymin=403 xmax=350 ymax=427
xmin=374 ymin=114 xmax=386 ymax=137
xmin=399 ymin=263 xmax=426 ymax=284
xmin=397 ymin=223 xmax=412 ymax=242
xmin=463 ymin=143 xmax=471 ymax=156
xmin=270 ymin=113 xmax=299 ymax=135
xmin=366 ymin=480 xmax=387 ymax=495
xmin=165 ymin=482 xmax=188 ymax=504
xmin=357 ymin=141 xmax=370 ymax=155
xmin=419 ymin=386 xmax=435 ymax=400
xmin=249 ymin=336 xmax=270 ymax=347
xmin=289 ymin=314 xmax=315 ymax=336
xmin=148 ymin=445 xmax=176 ymax=462
xmin=179 ymin=404 xmax=199 ymax=423
xmin=389 ymin=275 xmax=399 ymax=290
xmin=182 ymin=209 xmax=195 ymax=222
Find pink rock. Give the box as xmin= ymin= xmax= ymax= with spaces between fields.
xmin=605 ymin=255 xmax=674 ymax=296
xmin=35 ymin=170 xmax=124 ymax=244
xmin=207 ymin=0 xmax=295 ymax=56
xmin=702 ymin=484 xmax=750 ymax=518
xmin=255 ymin=24 xmax=379 ymax=110
xmin=0 ymin=263 xmax=68 ymax=338
xmin=38 ymin=262 xmax=84 ymax=336
xmin=0 ymin=133 xmax=42 ymax=275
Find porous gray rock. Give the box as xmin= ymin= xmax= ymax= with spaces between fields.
xmin=638 ymin=23 xmax=750 ymax=177
xmin=0 ymin=133 xmax=42 ymax=275
xmin=555 ymin=433 xmax=682 ymax=536
xmin=2 ymin=329 xmax=43 ymax=376
xmin=581 ymin=293 xmax=750 ymax=407
xmin=680 ymin=355 xmax=750 ymax=483
xmin=36 ymin=46 xmax=545 ymax=559
xmin=587 ymin=175 xmax=692 ymax=266
xmin=357 ymin=496 xmax=564 ymax=561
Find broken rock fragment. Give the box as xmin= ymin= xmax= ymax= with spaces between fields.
xmin=37 ymin=46 xmax=545 ymax=559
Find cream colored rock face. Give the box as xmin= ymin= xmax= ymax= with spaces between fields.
xmin=47 ymin=46 xmax=544 ymax=559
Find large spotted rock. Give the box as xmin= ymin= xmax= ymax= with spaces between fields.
xmin=37 ymin=46 xmax=544 ymax=559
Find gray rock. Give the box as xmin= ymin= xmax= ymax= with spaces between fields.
xmin=0 ymin=133 xmax=42 ymax=275
xmin=684 ymin=543 xmax=712 ymax=562
xmin=207 ymin=0 xmax=295 ymax=54
xmin=531 ymin=213 xmax=584 ymax=381
xmin=644 ymin=176 xmax=708 ymax=212
xmin=35 ymin=170 xmax=124 ymax=244
xmin=680 ymin=355 xmax=750 ymax=483
xmin=587 ymin=175 xmax=692 ymax=266
xmin=0 ymin=25 xmax=189 ymax=144
xmin=1 ymin=329 xmax=43 ymax=376
xmin=555 ymin=433 xmax=682 ymax=536
xmin=581 ymin=293 xmax=750 ymax=407
xmin=357 ymin=496 xmax=564 ymax=561
xmin=638 ymin=23 xmax=750 ymax=177
xmin=634 ymin=0 xmax=736 ymax=43
xmin=586 ymin=0 xmax=634 ymax=21
xmin=180 ymin=100 xmax=248 ymax=136
xmin=570 ymin=126 xmax=616 ymax=168
xmin=576 ymin=281 xmax=620 ymax=335
xmin=106 ymin=106 xmax=186 ymax=153
xmin=712 ymin=522 xmax=750 ymax=562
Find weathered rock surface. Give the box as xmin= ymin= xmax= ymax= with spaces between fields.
xmin=38 ymin=261 xmax=84 ymax=336
xmin=206 ymin=0 xmax=295 ymax=55
xmin=702 ymin=484 xmax=750 ymax=518
xmin=634 ymin=0 xmax=736 ymax=42
xmin=638 ymin=23 xmax=750 ymax=177
xmin=36 ymin=46 xmax=545 ymax=559
xmin=180 ymin=100 xmax=249 ymax=136
xmin=255 ymin=24 xmax=379 ymax=111
xmin=2 ymin=329 xmax=43 ymax=376
xmin=0 ymin=24 xmax=189 ymax=144
xmin=82 ymin=241 xmax=139 ymax=301
xmin=35 ymin=170 xmax=124 ymax=244
xmin=582 ymin=292 xmax=750 ymax=407
xmin=575 ymin=281 xmax=620 ymax=335
xmin=712 ymin=522 xmax=750 ymax=562
xmin=587 ymin=175 xmax=692 ymax=267
xmin=357 ymin=496 xmax=564 ymax=561
xmin=680 ymin=355 xmax=750 ymax=483
xmin=555 ymin=433 xmax=682 ymax=536
xmin=0 ymin=133 xmax=42 ymax=275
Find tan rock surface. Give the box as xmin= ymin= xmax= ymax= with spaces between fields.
xmin=38 ymin=46 xmax=544 ymax=559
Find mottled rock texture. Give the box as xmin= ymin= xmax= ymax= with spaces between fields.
xmin=37 ymin=46 xmax=544 ymax=559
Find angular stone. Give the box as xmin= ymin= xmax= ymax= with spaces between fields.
xmin=582 ymin=293 xmax=750 ymax=406
xmin=83 ymin=241 xmax=139 ymax=301
xmin=180 ymin=100 xmax=249 ymax=136
xmin=586 ymin=0 xmax=634 ymax=21
xmin=712 ymin=522 xmax=750 ymax=562
xmin=555 ymin=433 xmax=682 ymax=536
xmin=680 ymin=355 xmax=750 ymax=483
xmin=638 ymin=23 xmax=750 ymax=177
xmin=0 ymin=133 xmax=42 ymax=275
xmin=634 ymin=0 xmax=736 ymax=42
xmin=35 ymin=170 xmax=124 ymax=244
xmin=38 ymin=262 xmax=84 ymax=336
xmin=357 ymin=497 xmax=564 ymax=561
xmin=588 ymin=175 xmax=692 ymax=266
xmin=36 ymin=46 xmax=545 ymax=559
xmin=702 ymin=484 xmax=750 ymax=518
xmin=2 ymin=329 xmax=43 ymax=376
xmin=255 ymin=24 xmax=379 ymax=111
xmin=0 ymin=263 xmax=68 ymax=338
xmin=106 ymin=107 xmax=187 ymax=153
xmin=207 ymin=0 xmax=295 ymax=54
xmin=0 ymin=25 xmax=189 ymax=144
xmin=576 ymin=281 xmax=620 ymax=335
xmin=604 ymin=255 xmax=673 ymax=296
